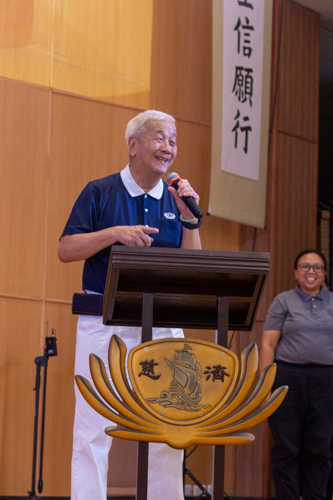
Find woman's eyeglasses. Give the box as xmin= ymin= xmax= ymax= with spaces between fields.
xmin=297 ymin=263 xmax=324 ymax=273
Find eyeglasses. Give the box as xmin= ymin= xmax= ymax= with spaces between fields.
xmin=297 ymin=263 xmax=324 ymax=273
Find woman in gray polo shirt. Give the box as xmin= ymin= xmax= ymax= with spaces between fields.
xmin=260 ymin=248 xmax=333 ymax=500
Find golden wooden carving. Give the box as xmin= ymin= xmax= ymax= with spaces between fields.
xmin=76 ymin=335 xmax=288 ymax=449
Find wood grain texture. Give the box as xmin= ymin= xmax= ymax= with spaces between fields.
xmin=278 ymin=0 xmax=320 ymax=142
xmin=274 ymin=133 xmax=317 ymax=294
xmin=0 ymin=77 xmax=49 ymax=298
xmin=150 ymin=0 xmax=212 ymax=125
xmin=0 ymin=298 xmax=42 ymax=495
xmin=0 ymin=0 xmax=153 ymax=101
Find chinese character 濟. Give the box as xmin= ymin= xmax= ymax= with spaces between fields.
xmin=204 ymin=365 xmax=230 ymax=382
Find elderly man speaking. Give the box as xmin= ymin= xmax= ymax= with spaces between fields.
xmin=58 ymin=110 xmax=202 ymax=500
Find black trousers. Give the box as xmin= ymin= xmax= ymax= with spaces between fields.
xmin=268 ymin=361 xmax=333 ymax=500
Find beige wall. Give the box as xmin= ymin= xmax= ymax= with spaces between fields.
xmin=0 ymin=0 xmax=319 ymax=497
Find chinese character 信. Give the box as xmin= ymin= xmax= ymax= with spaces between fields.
xmin=234 ymin=16 xmax=254 ymax=58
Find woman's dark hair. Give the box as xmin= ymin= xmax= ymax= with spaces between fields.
xmin=294 ymin=248 xmax=327 ymax=270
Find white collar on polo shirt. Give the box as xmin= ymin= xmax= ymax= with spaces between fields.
xmin=120 ymin=164 xmax=164 ymax=200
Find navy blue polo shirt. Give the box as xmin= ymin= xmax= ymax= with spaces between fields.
xmin=61 ymin=165 xmax=182 ymax=293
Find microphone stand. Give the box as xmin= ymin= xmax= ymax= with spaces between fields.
xmin=183 ymin=446 xmax=232 ymax=500
xmin=28 ymin=328 xmax=57 ymax=500
xmin=183 ymin=446 xmax=211 ymax=500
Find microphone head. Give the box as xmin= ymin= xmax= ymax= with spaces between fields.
xmin=166 ymin=172 xmax=179 ymax=185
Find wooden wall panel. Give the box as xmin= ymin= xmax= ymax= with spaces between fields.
xmin=278 ymin=0 xmax=320 ymax=141
xmin=0 ymin=298 xmax=42 ymax=495
xmin=274 ymin=133 xmax=317 ymax=295
xmin=107 ymin=439 xmax=137 ymax=491
xmin=0 ymin=77 xmax=49 ymax=298
xmin=150 ymin=0 xmax=212 ymax=125
xmin=0 ymin=0 xmax=34 ymax=48
xmin=0 ymin=1 xmax=153 ymax=105
xmin=268 ymin=0 xmax=319 ymax=300
xmin=0 ymin=1 xmax=53 ymax=87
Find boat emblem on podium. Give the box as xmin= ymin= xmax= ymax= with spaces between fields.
xmin=147 ymin=343 xmax=211 ymax=412
xmin=75 ymin=335 xmax=288 ymax=449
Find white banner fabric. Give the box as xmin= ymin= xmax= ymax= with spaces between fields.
xmin=209 ymin=0 xmax=273 ymax=228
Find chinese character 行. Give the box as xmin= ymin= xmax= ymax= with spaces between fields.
xmin=232 ymin=109 xmax=252 ymax=154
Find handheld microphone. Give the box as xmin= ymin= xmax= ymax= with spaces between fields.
xmin=167 ymin=172 xmax=204 ymax=219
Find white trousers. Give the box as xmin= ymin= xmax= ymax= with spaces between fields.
xmin=71 ymin=315 xmax=185 ymax=500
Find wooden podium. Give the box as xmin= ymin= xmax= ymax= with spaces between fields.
xmin=102 ymin=246 xmax=270 ymax=500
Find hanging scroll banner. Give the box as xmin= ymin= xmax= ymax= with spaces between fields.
xmin=209 ymin=0 xmax=273 ymax=228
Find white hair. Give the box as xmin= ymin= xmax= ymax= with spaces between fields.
xmin=125 ymin=109 xmax=176 ymax=145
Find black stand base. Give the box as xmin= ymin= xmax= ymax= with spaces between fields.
xmin=183 ymin=446 xmax=211 ymax=500
xmin=184 ymin=467 xmax=211 ymax=499
xmin=27 ymin=492 xmax=40 ymax=500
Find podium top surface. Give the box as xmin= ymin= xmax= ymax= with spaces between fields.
xmin=103 ymin=247 xmax=269 ymax=331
